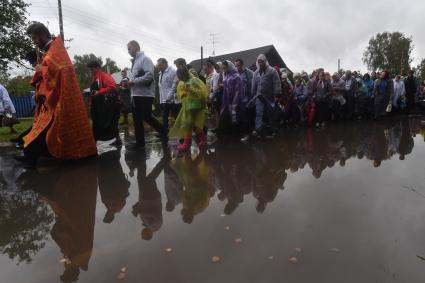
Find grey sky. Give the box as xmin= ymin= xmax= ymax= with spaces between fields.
xmin=27 ymin=0 xmax=424 ymax=73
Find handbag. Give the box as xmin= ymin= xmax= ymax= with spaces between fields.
xmin=105 ymin=92 xmax=122 ymax=106
xmin=386 ymin=103 xmax=392 ymax=113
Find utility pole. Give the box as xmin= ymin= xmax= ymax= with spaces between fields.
xmin=338 ymin=58 xmax=341 ymax=73
xmin=200 ymin=46 xmax=204 ymax=74
xmin=210 ymin=33 xmax=218 ymax=57
xmin=58 ymin=0 xmax=64 ymax=41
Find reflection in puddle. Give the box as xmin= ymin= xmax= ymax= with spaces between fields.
xmin=1 ymin=117 xmax=425 ymax=282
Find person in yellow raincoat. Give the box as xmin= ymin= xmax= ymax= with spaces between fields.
xmin=169 ymin=67 xmax=208 ymax=151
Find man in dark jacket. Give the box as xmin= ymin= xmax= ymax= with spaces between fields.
xmin=404 ymin=70 xmax=419 ymax=113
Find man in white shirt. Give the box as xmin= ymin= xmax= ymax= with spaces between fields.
xmin=392 ymin=75 xmax=406 ymax=113
xmin=203 ymin=58 xmax=220 ymax=131
xmin=0 ymin=84 xmax=17 ymax=133
xmin=157 ymin=58 xmax=180 ymax=130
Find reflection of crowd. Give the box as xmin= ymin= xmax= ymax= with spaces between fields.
xmin=180 ymin=117 xmax=419 ymax=216
xmin=3 ymin=117 xmax=423 ymax=282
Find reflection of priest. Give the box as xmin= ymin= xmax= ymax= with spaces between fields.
xmin=98 ymin=150 xmax=130 ymax=223
xmin=36 ymin=162 xmax=98 ymax=283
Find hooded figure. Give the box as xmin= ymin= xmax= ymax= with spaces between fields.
xmin=219 ymin=60 xmax=247 ymax=134
xmin=250 ymin=54 xmax=282 ymax=136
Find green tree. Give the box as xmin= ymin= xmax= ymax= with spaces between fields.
xmin=0 ymin=190 xmax=54 ymax=264
xmin=417 ymin=59 xmax=425 ymax=81
xmin=363 ymin=32 xmax=413 ymax=76
xmin=5 ymin=75 xmax=33 ymax=96
xmin=103 ymin=57 xmax=120 ymax=74
xmin=73 ymin=54 xmax=120 ymax=90
xmin=0 ymin=0 xmax=33 ymax=74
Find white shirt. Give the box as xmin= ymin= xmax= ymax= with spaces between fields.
xmin=0 ymin=84 xmax=16 ymax=115
xmin=205 ymin=71 xmax=219 ymax=99
xmin=158 ymin=67 xmax=178 ymax=104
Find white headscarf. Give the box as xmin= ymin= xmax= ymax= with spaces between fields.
xmin=224 ymin=60 xmax=237 ymax=73
xmin=215 ymin=61 xmax=223 ymax=73
xmin=256 ymin=54 xmax=269 ymax=70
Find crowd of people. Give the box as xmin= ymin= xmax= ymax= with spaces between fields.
xmin=117 ymin=40 xmax=425 ymax=146
xmin=4 ymin=21 xmax=425 ymax=168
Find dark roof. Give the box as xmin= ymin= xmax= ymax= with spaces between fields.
xmin=189 ymin=45 xmax=291 ymax=73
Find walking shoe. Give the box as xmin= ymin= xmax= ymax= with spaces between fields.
xmin=178 ymin=137 xmax=191 ymax=152
xmin=161 ymin=129 xmax=169 ymax=144
xmin=126 ymin=142 xmax=145 ymax=151
xmin=251 ymin=130 xmax=259 ymax=137
xmin=240 ymin=134 xmax=250 ymax=143
xmin=14 ymin=155 xmax=37 ymax=169
xmin=110 ymin=138 xmax=122 ymax=147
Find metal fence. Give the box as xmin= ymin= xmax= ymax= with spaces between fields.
xmin=11 ymin=96 xmax=34 ymax=118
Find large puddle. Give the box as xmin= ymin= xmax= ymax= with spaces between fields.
xmin=1 ymin=117 xmax=425 ymax=282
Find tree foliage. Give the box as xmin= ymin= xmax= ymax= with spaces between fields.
xmin=0 ymin=190 xmax=54 ymax=264
xmin=73 ymin=54 xmax=120 ymax=90
xmin=4 ymin=75 xmax=33 ymax=96
xmin=363 ymin=32 xmax=413 ymax=76
xmin=0 ymin=0 xmax=33 ymax=75
xmin=417 ymin=59 xmax=425 ymax=81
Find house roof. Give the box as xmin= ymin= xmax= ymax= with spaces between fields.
xmin=189 ymin=45 xmax=291 ymax=73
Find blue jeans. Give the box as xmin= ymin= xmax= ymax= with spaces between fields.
xmin=255 ymin=98 xmax=265 ymax=130
xmin=255 ymin=96 xmax=276 ymax=132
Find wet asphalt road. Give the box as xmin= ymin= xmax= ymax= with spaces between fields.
xmin=1 ymin=117 xmax=425 ymax=283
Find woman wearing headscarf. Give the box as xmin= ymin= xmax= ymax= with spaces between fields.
xmin=372 ymin=71 xmax=393 ymax=120
xmin=292 ymin=78 xmax=308 ymax=122
xmin=88 ymin=60 xmax=122 ymax=147
xmin=219 ymin=60 xmax=247 ymax=135
xmin=169 ymin=67 xmax=208 ymax=152
xmin=250 ymin=54 xmax=282 ymax=137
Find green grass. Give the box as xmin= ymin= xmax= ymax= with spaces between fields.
xmin=0 ymin=113 xmax=164 ymax=143
xmin=0 ymin=118 xmax=33 ymax=143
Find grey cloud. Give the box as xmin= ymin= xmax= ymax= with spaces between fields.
xmin=27 ymin=0 xmax=425 ymax=73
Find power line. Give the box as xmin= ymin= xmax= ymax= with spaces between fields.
xmin=29 ymin=6 xmax=198 ymax=61
xmin=28 ymin=4 xmax=201 ymax=62
xmin=29 ymin=3 xmax=199 ymax=52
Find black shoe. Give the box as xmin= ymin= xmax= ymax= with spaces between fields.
xmin=10 ymin=137 xmax=20 ymax=143
xmin=126 ymin=143 xmax=145 ymax=151
xmin=14 ymin=155 xmax=37 ymax=169
xmin=161 ymin=130 xmax=169 ymax=144
xmin=110 ymin=138 xmax=122 ymax=147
